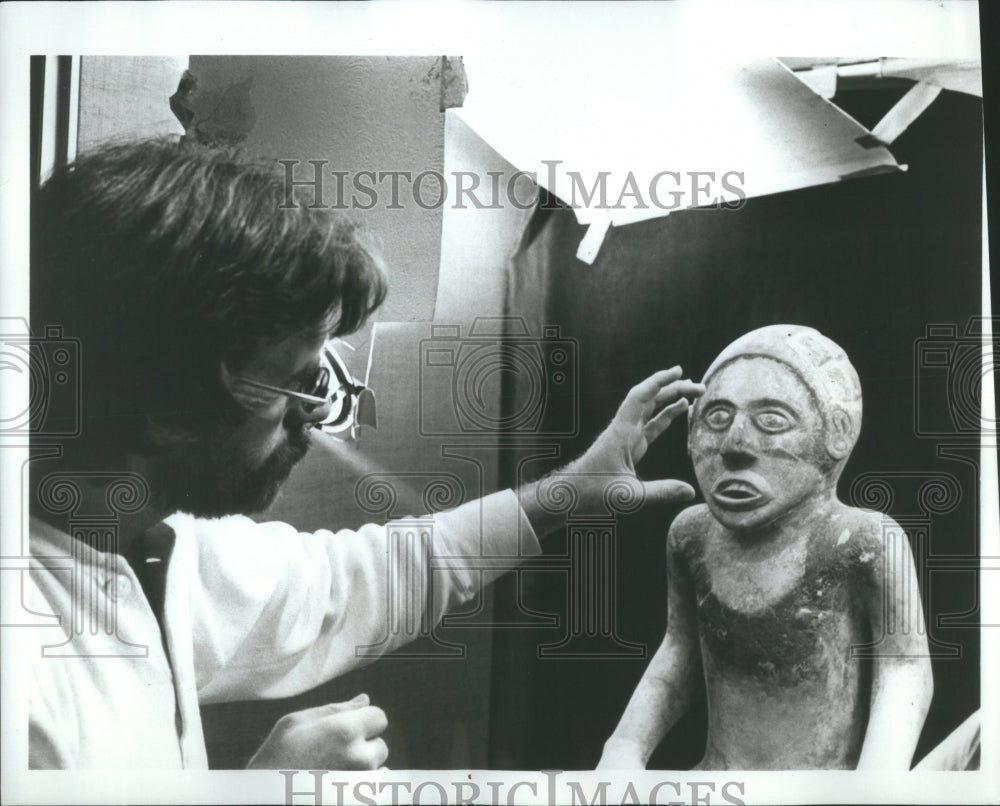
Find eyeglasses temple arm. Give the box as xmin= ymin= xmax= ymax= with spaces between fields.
xmin=229 ymin=375 xmax=331 ymax=406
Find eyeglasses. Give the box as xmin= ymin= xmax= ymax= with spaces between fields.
xmin=230 ymin=343 xmax=375 ymax=436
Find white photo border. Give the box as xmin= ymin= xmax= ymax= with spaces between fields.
xmin=0 ymin=2 xmax=994 ymax=804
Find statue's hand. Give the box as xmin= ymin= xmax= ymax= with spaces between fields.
xmin=572 ymin=367 xmax=704 ymax=506
xmin=247 ymin=693 xmax=389 ymax=770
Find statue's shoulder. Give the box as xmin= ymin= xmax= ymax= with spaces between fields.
xmin=670 ymin=503 xmax=712 ymax=533
xmin=825 ymin=504 xmax=901 ymax=567
xmin=667 ymin=504 xmax=711 ymax=551
xmin=839 ymin=504 xmax=895 ymax=537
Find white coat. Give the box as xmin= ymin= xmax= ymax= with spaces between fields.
xmin=27 ymin=491 xmax=540 ymax=768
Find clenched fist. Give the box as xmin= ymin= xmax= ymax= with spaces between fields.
xmin=247 ymin=693 xmax=389 ymax=770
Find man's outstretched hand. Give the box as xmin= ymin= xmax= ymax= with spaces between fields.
xmin=574 ymin=366 xmax=704 ymax=501
xmin=518 ymin=367 xmax=704 ymax=537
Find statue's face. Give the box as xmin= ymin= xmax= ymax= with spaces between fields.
xmin=689 ymin=357 xmax=831 ymax=533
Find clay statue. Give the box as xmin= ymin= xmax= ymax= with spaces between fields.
xmin=597 ymin=325 xmax=933 ymax=770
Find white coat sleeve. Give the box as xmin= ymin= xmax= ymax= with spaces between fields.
xmin=164 ymin=490 xmax=540 ymax=703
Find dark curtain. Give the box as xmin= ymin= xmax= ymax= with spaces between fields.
xmin=490 ymin=86 xmax=983 ymax=770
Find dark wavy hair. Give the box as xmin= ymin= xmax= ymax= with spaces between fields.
xmin=32 ymin=138 xmax=387 ymax=457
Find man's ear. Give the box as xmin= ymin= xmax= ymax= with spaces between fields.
xmin=825 ymin=408 xmax=855 ymax=461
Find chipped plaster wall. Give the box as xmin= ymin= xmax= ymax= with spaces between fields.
xmin=77 ymin=57 xmax=187 ymax=152
xmin=188 ymin=55 xmax=447 ymax=323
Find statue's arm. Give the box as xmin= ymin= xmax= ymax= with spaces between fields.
xmin=855 ymin=515 xmax=934 ymax=770
xmin=596 ymin=510 xmax=704 ymax=770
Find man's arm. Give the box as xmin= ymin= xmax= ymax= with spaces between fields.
xmin=180 ymin=367 xmax=703 ymax=704
xmin=855 ymin=515 xmax=934 ymax=770
xmin=596 ymin=512 xmax=703 ymax=769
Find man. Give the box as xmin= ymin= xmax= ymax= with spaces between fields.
xmin=27 ymin=139 xmax=703 ymax=769
xmin=597 ymin=325 xmax=934 ymax=770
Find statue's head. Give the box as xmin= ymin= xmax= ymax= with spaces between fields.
xmin=688 ymin=325 xmax=862 ymax=533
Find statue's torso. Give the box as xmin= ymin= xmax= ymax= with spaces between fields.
xmin=677 ymin=505 xmax=875 ymax=769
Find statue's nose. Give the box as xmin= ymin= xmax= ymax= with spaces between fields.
xmin=720 ymin=415 xmax=756 ymax=469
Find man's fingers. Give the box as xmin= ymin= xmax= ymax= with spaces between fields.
xmin=642 ymin=479 xmax=696 ymax=506
xmin=366 ymin=737 xmax=389 ymax=769
xmin=250 ymin=696 xmax=387 ymax=770
xmin=623 ymin=372 xmax=703 ymax=422
xmin=624 ymin=367 xmax=684 ymax=409
xmin=357 ymin=705 xmax=389 ymax=739
xmin=634 ymin=366 xmax=684 ymax=396
xmin=339 ymin=735 xmax=388 ymax=770
xmin=315 ymin=693 xmax=369 ymax=716
xmin=651 ymin=379 xmax=705 ymax=409
xmin=293 ymin=694 xmax=368 ymax=721
xmin=645 ymin=398 xmax=689 ymax=443
xmin=326 ymin=704 xmax=388 ymax=738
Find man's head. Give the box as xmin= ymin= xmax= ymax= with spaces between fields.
xmin=687 ymin=325 xmax=862 ymax=533
xmin=32 ymin=139 xmax=387 ymax=516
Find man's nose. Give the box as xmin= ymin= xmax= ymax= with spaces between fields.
xmin=720 ymin=415 xmax=756 ymax=469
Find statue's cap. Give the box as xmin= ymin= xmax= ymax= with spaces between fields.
xmin=701 ymin=325 xmax=862 ymax=436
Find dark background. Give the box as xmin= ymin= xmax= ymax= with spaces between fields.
xmin=488 ymin=83 xmax=985 ymax=770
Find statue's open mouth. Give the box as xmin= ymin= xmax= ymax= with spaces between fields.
xmin=712 ymin=478 xmax=767 ymax=510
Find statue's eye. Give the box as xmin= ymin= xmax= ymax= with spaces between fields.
xmin=754 ymin=410 xmax=793 ymax=433
xmin=703 ymin=407 xmax=733 ymax=430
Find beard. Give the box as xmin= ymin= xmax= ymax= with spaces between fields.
xmin=150 ymin=420 xmax=313 ymax=518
